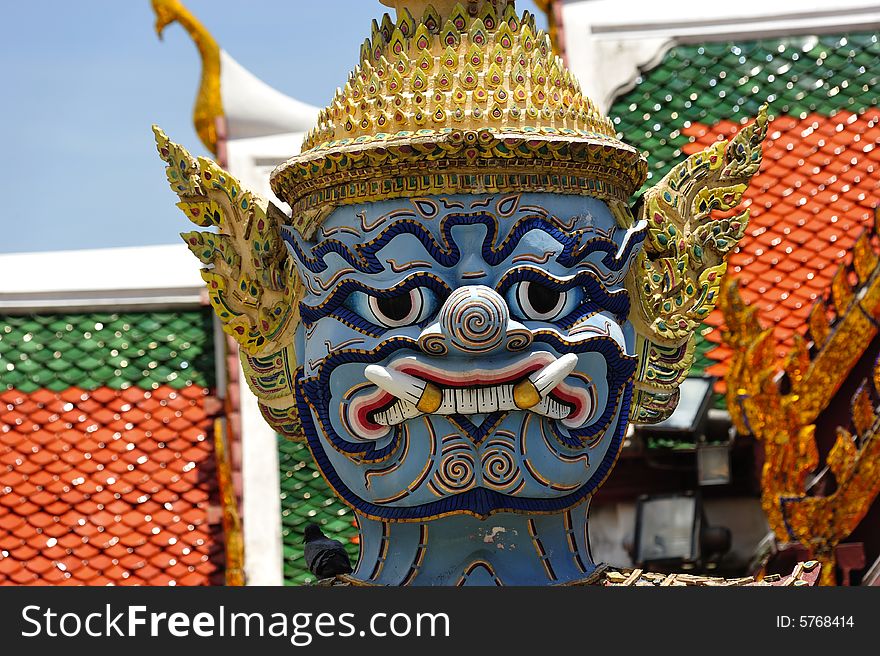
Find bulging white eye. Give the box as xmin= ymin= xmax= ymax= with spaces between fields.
xmin=368 ymin=288 xmax=426 ymax=327
xmin=514 ymin=281 xmax=568 ymax=321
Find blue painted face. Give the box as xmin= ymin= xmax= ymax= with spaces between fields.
xmin=284 ymin=193 xmax=645 ymax=521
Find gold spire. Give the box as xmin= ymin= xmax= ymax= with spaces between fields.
xmin=380 ymin=0 xmax=511 ymax=19
xmin=270 ymin=1 xmax=646 ymax=237
xmin=151 ymin=0 xmax=223 ymax=155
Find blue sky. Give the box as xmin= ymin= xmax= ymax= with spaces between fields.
xmin=1 ymin=1 xmax=544 ymax=254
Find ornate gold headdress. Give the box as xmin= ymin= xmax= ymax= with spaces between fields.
xmin=155 ymin=0 xmax=768 ymax=429
xmin=270 ymin=0 xmax=647 ymax=237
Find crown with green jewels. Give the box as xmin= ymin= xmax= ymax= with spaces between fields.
xmin=270 ymin=0 xmax=647 ymax=237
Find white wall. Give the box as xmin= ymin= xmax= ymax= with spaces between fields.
xmin=0 ymin=244 xmax=202 ymax=311
xmin=560 ymin=0 xmax=880 ymax=111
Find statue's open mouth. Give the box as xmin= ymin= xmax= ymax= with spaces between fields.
xmin=347 ymin=352 xmax=595 ymax=439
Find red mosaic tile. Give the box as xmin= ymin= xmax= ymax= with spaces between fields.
xmin=685 ymin=111 xmax=880 ymax=364
xmin=0 ymin=385 xmax=224 ymax=586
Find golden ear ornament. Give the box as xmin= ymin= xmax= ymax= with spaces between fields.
xmin=627 ymin=106 xmax=769 ymax=422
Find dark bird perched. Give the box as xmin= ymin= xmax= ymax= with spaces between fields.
xmin=303 ymin=523 xmax=353 ymax=579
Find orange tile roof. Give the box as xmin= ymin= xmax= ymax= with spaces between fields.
xmin=687 ymin=110 xmax=880 ymax=381
xmin=0 ymin=385 xmax=223 ymax=585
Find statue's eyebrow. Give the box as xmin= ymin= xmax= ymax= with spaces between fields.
xmin=298 ymin=272 xmax=451 ymax=329
xmin=282 ymin=220 xmax=449 ymax=274
xmin=495 ymin=266 xmax=631 ymax=325
xmin=284 ymin=212 xmax=646 ymax=276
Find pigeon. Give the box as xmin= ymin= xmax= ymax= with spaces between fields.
xmin=303 ymin=523 xmax=353 ymax=579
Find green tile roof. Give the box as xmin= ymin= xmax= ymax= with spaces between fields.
xmin=279 ymin=437 xmax=359 ymax=585
xmin=608 ymin=31 xmax=880 ymax=383
xmin=691 ymin=325 xmax=727 ymax=410
xmin=691 ymin=324 xmax=717 ymax=377
xmin=0 ymin=310 xmax=215 ymax=391
xmin=610 ymin=32 xmax=880 ymax=196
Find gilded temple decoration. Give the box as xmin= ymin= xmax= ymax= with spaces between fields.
xmin=214 ymin=417 xmax=244 ymax=586
xmin=628 ymin=105 xmax=768 ymax=422
xmin=155 ymin=0 xmax=768 ymax=584
xmin=722 ymin=208 xmax=880 ymax=585
xmin=151 ymin=0 xmax=223 ymax=155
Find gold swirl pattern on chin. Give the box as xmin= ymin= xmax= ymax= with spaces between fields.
xmin=480 ymin=439 xmax=523 ymax=492
xmin=428 ymin=439 xmax=477 ymax=495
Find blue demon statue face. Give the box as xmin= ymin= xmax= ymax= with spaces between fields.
xmin=284 ymin=192 xmax=646 ymax=585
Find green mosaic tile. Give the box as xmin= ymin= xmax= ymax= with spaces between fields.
xmin=609 ymin=30 xmax=880 ymax=414
xmin=644 ymin=434 xmax=698 ymax=451
xmin=609 ymin=31 xmax=880 ymax=194
xmin=691 ymin=328 xmax=716 ymax=378
xmin=691 ymin=332 xmax=727 ymax=408
xmin=0 ymin=310 xmax=215 ymax=392
xmin=279 ymin=437 xmax=359 ymax=586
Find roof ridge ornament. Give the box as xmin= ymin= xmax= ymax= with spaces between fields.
xmin=721 ymin=215 xmax=880 ymax=584
xmin=151 ymin=0 xmax=223 ymax=155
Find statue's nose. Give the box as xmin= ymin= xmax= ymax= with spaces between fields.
xmin=418 ymin=284 xmax=535 ymax=357
xmin=419 ymin=285 xmax=533 ymax=357
xmin=440 ymin=285 xmax=508 ymax=355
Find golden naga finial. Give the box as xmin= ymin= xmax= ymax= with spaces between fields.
xmin=721 ymin=218 xmax=880 ymax=584
xmin=214 ymin=418 xmax=244 ymax=585
xmin=151 ymin=0 xmax=223 ymax=155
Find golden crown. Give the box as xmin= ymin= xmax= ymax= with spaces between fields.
xmin=270 ymin=0 xmax=647 ymax=236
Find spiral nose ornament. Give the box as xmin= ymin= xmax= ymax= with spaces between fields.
xmin=440 ymin=285 xmax=509 ymax=354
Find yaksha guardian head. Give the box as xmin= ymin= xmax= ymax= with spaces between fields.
xmin=155 ymin=0 xmax=767 ymax=585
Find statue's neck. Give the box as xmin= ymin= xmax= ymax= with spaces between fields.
xmin=351 ymin=500 xmax=596 ymax=586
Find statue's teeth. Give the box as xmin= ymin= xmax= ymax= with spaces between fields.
xmin=530 ymin=354 xmax=579 ymax=397
xmin=533 ymin=395 xmax=571 ymax=420
xmin=369 ymin=382 xmax=571 ymax=425
xmin=364 ymin=365 xmax=426 ymax=405
xmin=366 ymin=357 xmax=579 ymax=423
xmin=372 ymin=399 xmax=422 ymax=426
xmin=514 ymin=354 xmax=579 ymax=409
